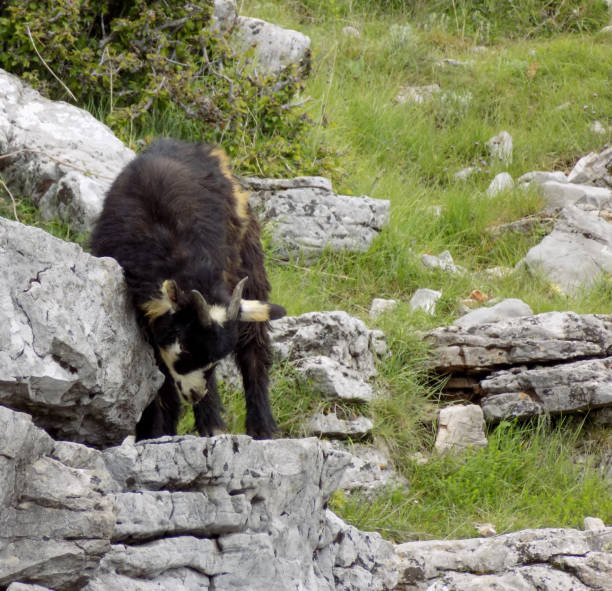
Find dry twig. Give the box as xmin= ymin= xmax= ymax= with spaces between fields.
xmin=0 ymin=178 xmax=20 ymax=222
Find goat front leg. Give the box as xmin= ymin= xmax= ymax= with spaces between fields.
xmin=193 ymin=368 xmax=227 ymax=437
xmin=236 ymin=323 xmax=277 ymax=439
xmin=136 ymin=375 xmax=181 ymax=440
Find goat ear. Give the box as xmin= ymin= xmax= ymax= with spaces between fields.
xmin=239 ymin=300 xmax=286 ymax=322
xmin=191 ymin=289 xmax=212 ymax=326
xmin=142 ymin=279 xmax=181 ymax=320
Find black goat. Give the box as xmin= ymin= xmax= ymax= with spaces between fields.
xmin=91 ymin=138 xmax=285 ymax=440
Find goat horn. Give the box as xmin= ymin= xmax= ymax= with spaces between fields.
xmin=228 ymin=276 xmax=248 ymax=320
xmin=191 ymin=290 xmax=212 ymax=326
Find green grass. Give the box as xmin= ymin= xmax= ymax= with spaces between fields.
xmin=330 ymin=418 xmax=612 ymax=541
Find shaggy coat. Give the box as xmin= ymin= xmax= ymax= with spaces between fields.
xmin=91 ymin=138 xmax=285 ymax=440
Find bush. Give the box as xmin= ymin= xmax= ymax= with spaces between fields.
xmin=0 ymin=0 xmax=332 ymax=176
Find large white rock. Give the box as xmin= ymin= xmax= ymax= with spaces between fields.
xmin=454 ymin=298 xmax=533 ymax=329
xmin=233 ymin=16 xmax=311 ymax=77
xmin=0 ymin=217 xmax=162 ymax=447
xmin=0 ymin=68 xmax=134 ymax=232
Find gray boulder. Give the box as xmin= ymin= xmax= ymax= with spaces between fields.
xmin=308 ymin=412 xmax=374 ymax=439
xmin=0 ymin=405 xmax=399 ymax=590
xmin=486 ymin=131 xmax=513 ymax=165
xmin=233 ymin=16 xmax=311 ymax=77
xmin=0 ymin=407 xmax=114 ymax=590
xmin=271 ymin=311 xmax=381 ymax=378
xmin=244 ymin=176 xmax=389 ymax=261
xmin=0 ymin=68 xmax=134 ymax=232
xmin=537 ymin=181 xmax=612 ymax=214
xmin=480 ymin=357 xmax=612 ymax=421
xmin=522 ymin=205 xmax=612 ymax=293
xmin=409 ymin=288 xmax=442 ymax=315
xmin=395 ymin=526 xmax=612 ymax=591
xmin=0 ymin=217 xmax=162 ymax=447
xmin=212 ymin=0 xmax=237 ymax=35
xmin=486 ymin=172 xmax=514 ymax=196
xmin=427 ymin=311 xmax=612 ymax=374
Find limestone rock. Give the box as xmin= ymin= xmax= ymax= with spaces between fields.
xmin=369 ymin=298 xmax=397 ymax=319
xmin=212 ymin=0 xmax=237 ymax=35
xmin=394 ymin=84 xmax=440 ymax=105
xmin=421 ymin=250 xmax=464 ymax=274
xmin=480 ymin=357 xmax=612 ymax=421
xmin=522 ymin=205 xmax=612 ymax=293
xmin=0 ymin=407 xmax=114 ymax=591
xmin=246 ymin=176 xmax=389 ymax=261
xmin=434 ymin=404 xmax=488 ymax=453
xmin=395 ymin=526 xmax=612 ymax=591
xmin=308 ymin=412 xmax=374 ymax=439
xmin=0 ymin=68 xmax=134 ymax=232
xmin=426 ymin=311 xmax=612 ymax=374
xmin=332 ymin=442 xmax=408 ymax=495
xmin=583 ymin=517 xmax=606 ymax=531
xmin=0 ymin=217 xmax=162 ymax=447
xmin=568 ymin=146 xmax=612 ymax=187
xmin=486 ymin=172 xmax=514 ymax=196
xmin=410 ymin=288 xmax=442 ymax=315
xmin=517 ymin=170 xmax=569 ymax=185
xmin=486 ymin=131 xmax=513 ymax=165
xmin=295 ymin=356 xmax=375 ymax=402
xmin=454 ymin=298 xmax=533 ymax=329
xmin=537 ymin=181 xmax=612 ymax=214
xmin=271 ymin=311 xmax=380 ymax=378
xmin=233 ymin=16 xmax=311 ymax=77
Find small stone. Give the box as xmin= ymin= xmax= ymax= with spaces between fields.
xmin=583 ymin=516 xmax=606 ymax=531
xmin=410 ymin=288 xmax=442 ymax=315
xmin=475 ymin=523 xmax=497 ymax=537
xmin=394 ymin=84 xmax=440 ymax=105
xmin=434 ymin=404 xmax=488 ymax=454
xmin=308 ymin=412 xmax=374 ymax=439
xmin=591 ymin=121 xmax=607 ymax=134
xmin=454 ymin=166 xmax=474 ymax=180
xmin=454 ymin=298 xmax=533 ymax=329
xmin=486 ymin=172 xmax=514 ymax=197
xmin=486 ymin=131 xmax=513 ymax=165
xmin=369 ymin=298 xmax=397 ymax=319
xmin=517 ymin=171 xmax=568 ymax=185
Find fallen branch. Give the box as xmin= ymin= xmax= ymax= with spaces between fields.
xmin=26 ymin=24 xmax=77 ymax=103
xmin=0 ymin=177 xmax=20 ymax=222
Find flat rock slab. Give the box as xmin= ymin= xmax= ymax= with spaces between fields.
xmin=0 ymin=217 xmax=162 ymax=447
xmin=427 ymin=311 xmax=612 ymax=374
xmin=0 ymin=68 xmax=134 ymax=232
xmin=308 ymin=412 xmax=374 ymax=439
xmin=480 ymin=357 xmax=612 ymax=421
xmin=395 ymin=526 xmax=612 ymax=591
xmin=245 ymin=176 xmax=389 ymax=261
xmin=434 ymin=404 xmax=487 ymax=453
xmin=521 ymin=205 xmax=612 ymax=293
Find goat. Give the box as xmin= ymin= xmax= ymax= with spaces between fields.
xmin=91 ymin=138 xmax=286 ymax=440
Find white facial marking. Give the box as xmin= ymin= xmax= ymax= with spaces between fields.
xmin=159 ymin=340 xmax=213 ymax=403
xmin=209 ymin=304 xmax=228 ymax=325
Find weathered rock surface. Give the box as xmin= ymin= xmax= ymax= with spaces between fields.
xmin=427 ymin=311 xmax=612 ymax=374
xmin=395 ymin=526 xmax=612 ymax=591
xmin=0 ymin=404 xmax=399 ymax=591
xmin=234 ymin=16 xmax=311 ymax=77
xmin=244 ymin=176 xmax=389 ymax=261
xmin=410 ymin=288 xmax=442 ymax=315
xmin=271 ymin=311 xmax=382 ymax=379
xmin=370 ymin=298 xmax=398 ymax=319
xmin=0 ymin=407 xmax=114 ymax=590
xmin=486 ymin=172 xmax=514 ymax=196
xmin=428 ymin=311 xmax=612 ymax=421
xmin=454 ymin=298 xmax=533 ymax=329
xmin=486 ymin=130 xmax=513 ymax=165
xmin=421 ymin=250 xmax=464 ymax=274
xmin=308 ymin=412 xmax=374 ymax=439
xmin=480 ymin=357 xmax=612 ymax=421
xmin=212 ymin=0 xmax=237 ymax=35
xmin=0 ymin=217 xmax=161 ymax=447
xmin=522 ymin=205 xmax=612 ymax=292
xmin=568 ymin=146 xmax=612 ymax=187
xmin=434 ymin=404 xmax=488 ymax=454
xmin=0 ymin=68 xmax=134 ymax=232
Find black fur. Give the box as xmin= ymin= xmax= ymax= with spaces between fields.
xmin=91 ymin=138 xmax=285 ymax=440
